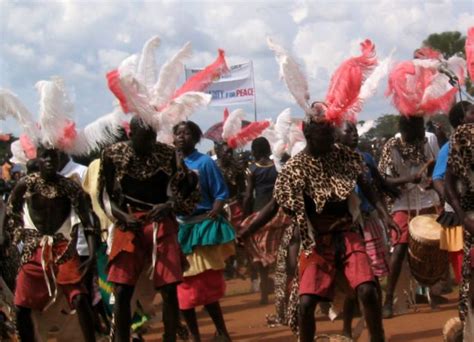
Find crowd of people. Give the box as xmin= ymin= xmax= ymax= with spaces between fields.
xmin=0 ymin=30 xmax=473 ymax=342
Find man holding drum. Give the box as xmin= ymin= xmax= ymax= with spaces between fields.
xmin=379 ymin=116 xmax=440 ymax=318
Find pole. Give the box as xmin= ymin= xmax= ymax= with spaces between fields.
xmin=251 ymin=61 xmax=257 ymax=121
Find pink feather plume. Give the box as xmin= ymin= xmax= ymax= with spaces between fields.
xmin=227 ymin=120 xmax=270 ymax=149
xmin=173 ymin=49 xmax=229 ymax=99
xmin=19 ymin=134 xmax=37 ymax=159
xmin=324 ymin=39 xmax=378 ymax=126
xmin=57 ymin=120 xmax=77 ymax=150
xmin=107 ymin=69 xmax=130 ymax=113
xmin=386 ymin=59 xmax=458 ymax=116
xmin=414 ymin=47 xmax=442 ymax=60
xmin=223 ymin=107 xmax=229 ymax=124
xmin=20 ymin=134 xmax=36 ymax=159
xmin=466 ymin=27 xmax=474 ymax=80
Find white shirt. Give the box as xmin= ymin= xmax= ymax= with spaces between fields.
xmin=385 ymin=136 xmax=440 ymax=212
xmin=59 ymin=160 xmax=89 ymax=256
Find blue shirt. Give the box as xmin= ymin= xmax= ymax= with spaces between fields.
xmin=184 ymin=149 xmax=229 ymax=214
xmin=356 ymin=151 xmax=376 ymax=213
xmin=432 ymin=142 xmax=449 ymax=181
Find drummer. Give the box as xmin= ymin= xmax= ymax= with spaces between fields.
xmin=433 ymin=101 xmax=472 ymax=284
xmin=379 ymin=115 xmax=440 ymax=318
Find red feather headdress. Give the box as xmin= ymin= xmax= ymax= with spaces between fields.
xmin=466 ymin=26 xmax=474 ymax=80
xmin=324 ymin=39 xmax=378 ymax=126
xmin=386 ymin=55 xmax=464 ymax=116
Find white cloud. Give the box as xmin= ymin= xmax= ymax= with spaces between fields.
xmin=3 ymin=43 xmax=35 ymax=61
xmin=97 ymin=49 xmax=130 ymax=71
xmin=1 ymin=0 xmax=472 ymax=144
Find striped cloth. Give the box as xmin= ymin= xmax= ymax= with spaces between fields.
xmin=361 ymin=212 xmax=390 ymax=277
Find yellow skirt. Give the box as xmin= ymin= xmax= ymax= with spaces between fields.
xmin=184 ymin=242 xmax=235 ymax=277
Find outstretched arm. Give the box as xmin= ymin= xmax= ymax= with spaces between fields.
xmin=238 ymin=198 xmax=279 ymax=240
xmin=358 ymin=173 xmax=401 ymax=241
xmin=242 ymin=169 xmax=254 ymax=216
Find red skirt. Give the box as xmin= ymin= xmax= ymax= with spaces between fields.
xmin=177 ymin=269 xmax=226 ymax=310
xmin=108 ymin=214 xmax=184 ymax=288
xmin=298 ymin=232 xmax=374 ymax=300
xmin=15 ymin=242 xmax=86 ymax=311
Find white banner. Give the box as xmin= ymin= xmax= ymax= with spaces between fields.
xmin=185 ymin=61 xmax=255 ymax=106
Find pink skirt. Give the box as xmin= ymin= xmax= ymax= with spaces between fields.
xmin=177 ymin=269 xmax=226 ymax=310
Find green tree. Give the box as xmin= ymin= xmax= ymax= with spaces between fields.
xmin=422 ymin=31 xmax=466 ymax=59
xmin=422 ymin=30 xmax=473 ymax=95
xmin=364 ymin=114 xmax=399 ymax=140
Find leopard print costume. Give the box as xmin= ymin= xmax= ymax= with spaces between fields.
xmin=273 ymin=144 xmax=364 ymax=334
xmin=447 ymin=123 xmax=474 ymax=323
xmin=99 ymin=141 xmax=200 ymax=216
xmin=6 ymin=172 xmax=91 ymax=266
xmin=378 ymin=136 xmax=428 ymax=178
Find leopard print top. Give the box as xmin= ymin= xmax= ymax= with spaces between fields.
xmin=447 ymin=123 xmax=474 ymax=322
xmin=274 ymin=144 xmax=364 ymax=254
xmin=6 ymin=172 xmax=85 ymax=265
xmin=99 ymin=141 xmax=199 ymax=216
xmin=378 ymin=136 xmax=428 ymax=178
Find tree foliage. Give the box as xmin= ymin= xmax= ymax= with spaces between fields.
xmin=364 ymin=114 xmax=399 ymax=140
xmin=422 ymin=31 xmax=466 ymax=58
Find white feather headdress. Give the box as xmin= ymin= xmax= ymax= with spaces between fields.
xmin=107 ymin=35 xmax=228 ymax=143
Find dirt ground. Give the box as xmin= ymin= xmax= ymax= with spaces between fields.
xmin=43 ymin=275 xmax=459 ymax=341
xmin=139 ymin=278 xmax=459 ymax=342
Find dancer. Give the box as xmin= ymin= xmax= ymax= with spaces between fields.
xmin=214 ymin=140 xmax=246 ymax=279
xmin=274 ymin=114 xmax=397 ymax=342
xmin=340 ymin=121 xmax=398 ymax=338
xmin=445 ymin=105 xmax=474 ymax=340
xmin=242 ymin=137 xmax=286 ymax=304
xmin=173 ymin=120 xmax=235 ymax=342
xmin=99 ymin=116 xmax=199 ymax=342
xmin=7 ymin=147 xmax=98 ymax=342
xmin=433 ymin=101 xmax=472 ymax=285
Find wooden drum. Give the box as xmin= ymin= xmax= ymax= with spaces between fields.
xmin=408 ymin=214 xmax=449 ymax=286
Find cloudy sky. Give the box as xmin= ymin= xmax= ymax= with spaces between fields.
xmin=1 ymin=0 xmax=472 ymax=151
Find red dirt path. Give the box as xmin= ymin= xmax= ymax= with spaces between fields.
xmin=142 ymin=279 xmax=459 ymax=341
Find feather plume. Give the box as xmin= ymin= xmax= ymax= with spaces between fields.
xmin=37 ymin=77 xmax=76 ymax=149
xmin=151 ymin=41 xmax=193 ymax=108
xmin=272 ymin=108 xmax=292 ymax=158
xmin=223 ymin=107 xmax=230 ymax=123
xmin=173 ymin=49 xmax=229 ymax=99
xmin=10 ymin=140 xmax=28 ymax=165
xmin=137 ymin=36 xmax=160 ymax=90
xmin=288 ymin=122 xmax=305 ymax=156
xmin=387 ymin=58 xmax=458 ymax=116
xmin=359 ymin=51 xmax=394 ymax=101
xmin=222 ymin=108 xmax=246 ymax=140
xmin=267 ymin=37 xmax=310 ymax=111
xmin=446 ymin=55 xmax=466 ymax=85
xmin=227 ymin=120 xmax=271 ymax=149
xmin=467 ymin=27 xmax=474 ymax=80
xmin=68 ymin=106 xmax=125 ymax=155
xmin=19 ymin=134 xmax=37 ymax=159
xmin=107 ymin=54 xmax=139 ymax=113
xmin=117 ymin=73 xmax=158 ymax=128
xmin=156 ymin=92 xmax=211 ymax=143
xmin=0 ymin=89 xmax=40 ymax=142
xmin=325 ymin=39 xmax=378 ymax=125
xmin=414 ymin=47 xmax=442 ymax=60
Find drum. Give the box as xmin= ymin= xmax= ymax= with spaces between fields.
xmin=314 ymin=334 xmax=353 ymax=341
xmin=408 ymin=214 xmax=449 ymax=286
xmin=443 ymin=317 xmax=463 ymax=342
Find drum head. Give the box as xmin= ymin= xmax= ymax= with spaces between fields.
xmin=409 ymin=215 xmax=442 ymax=241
